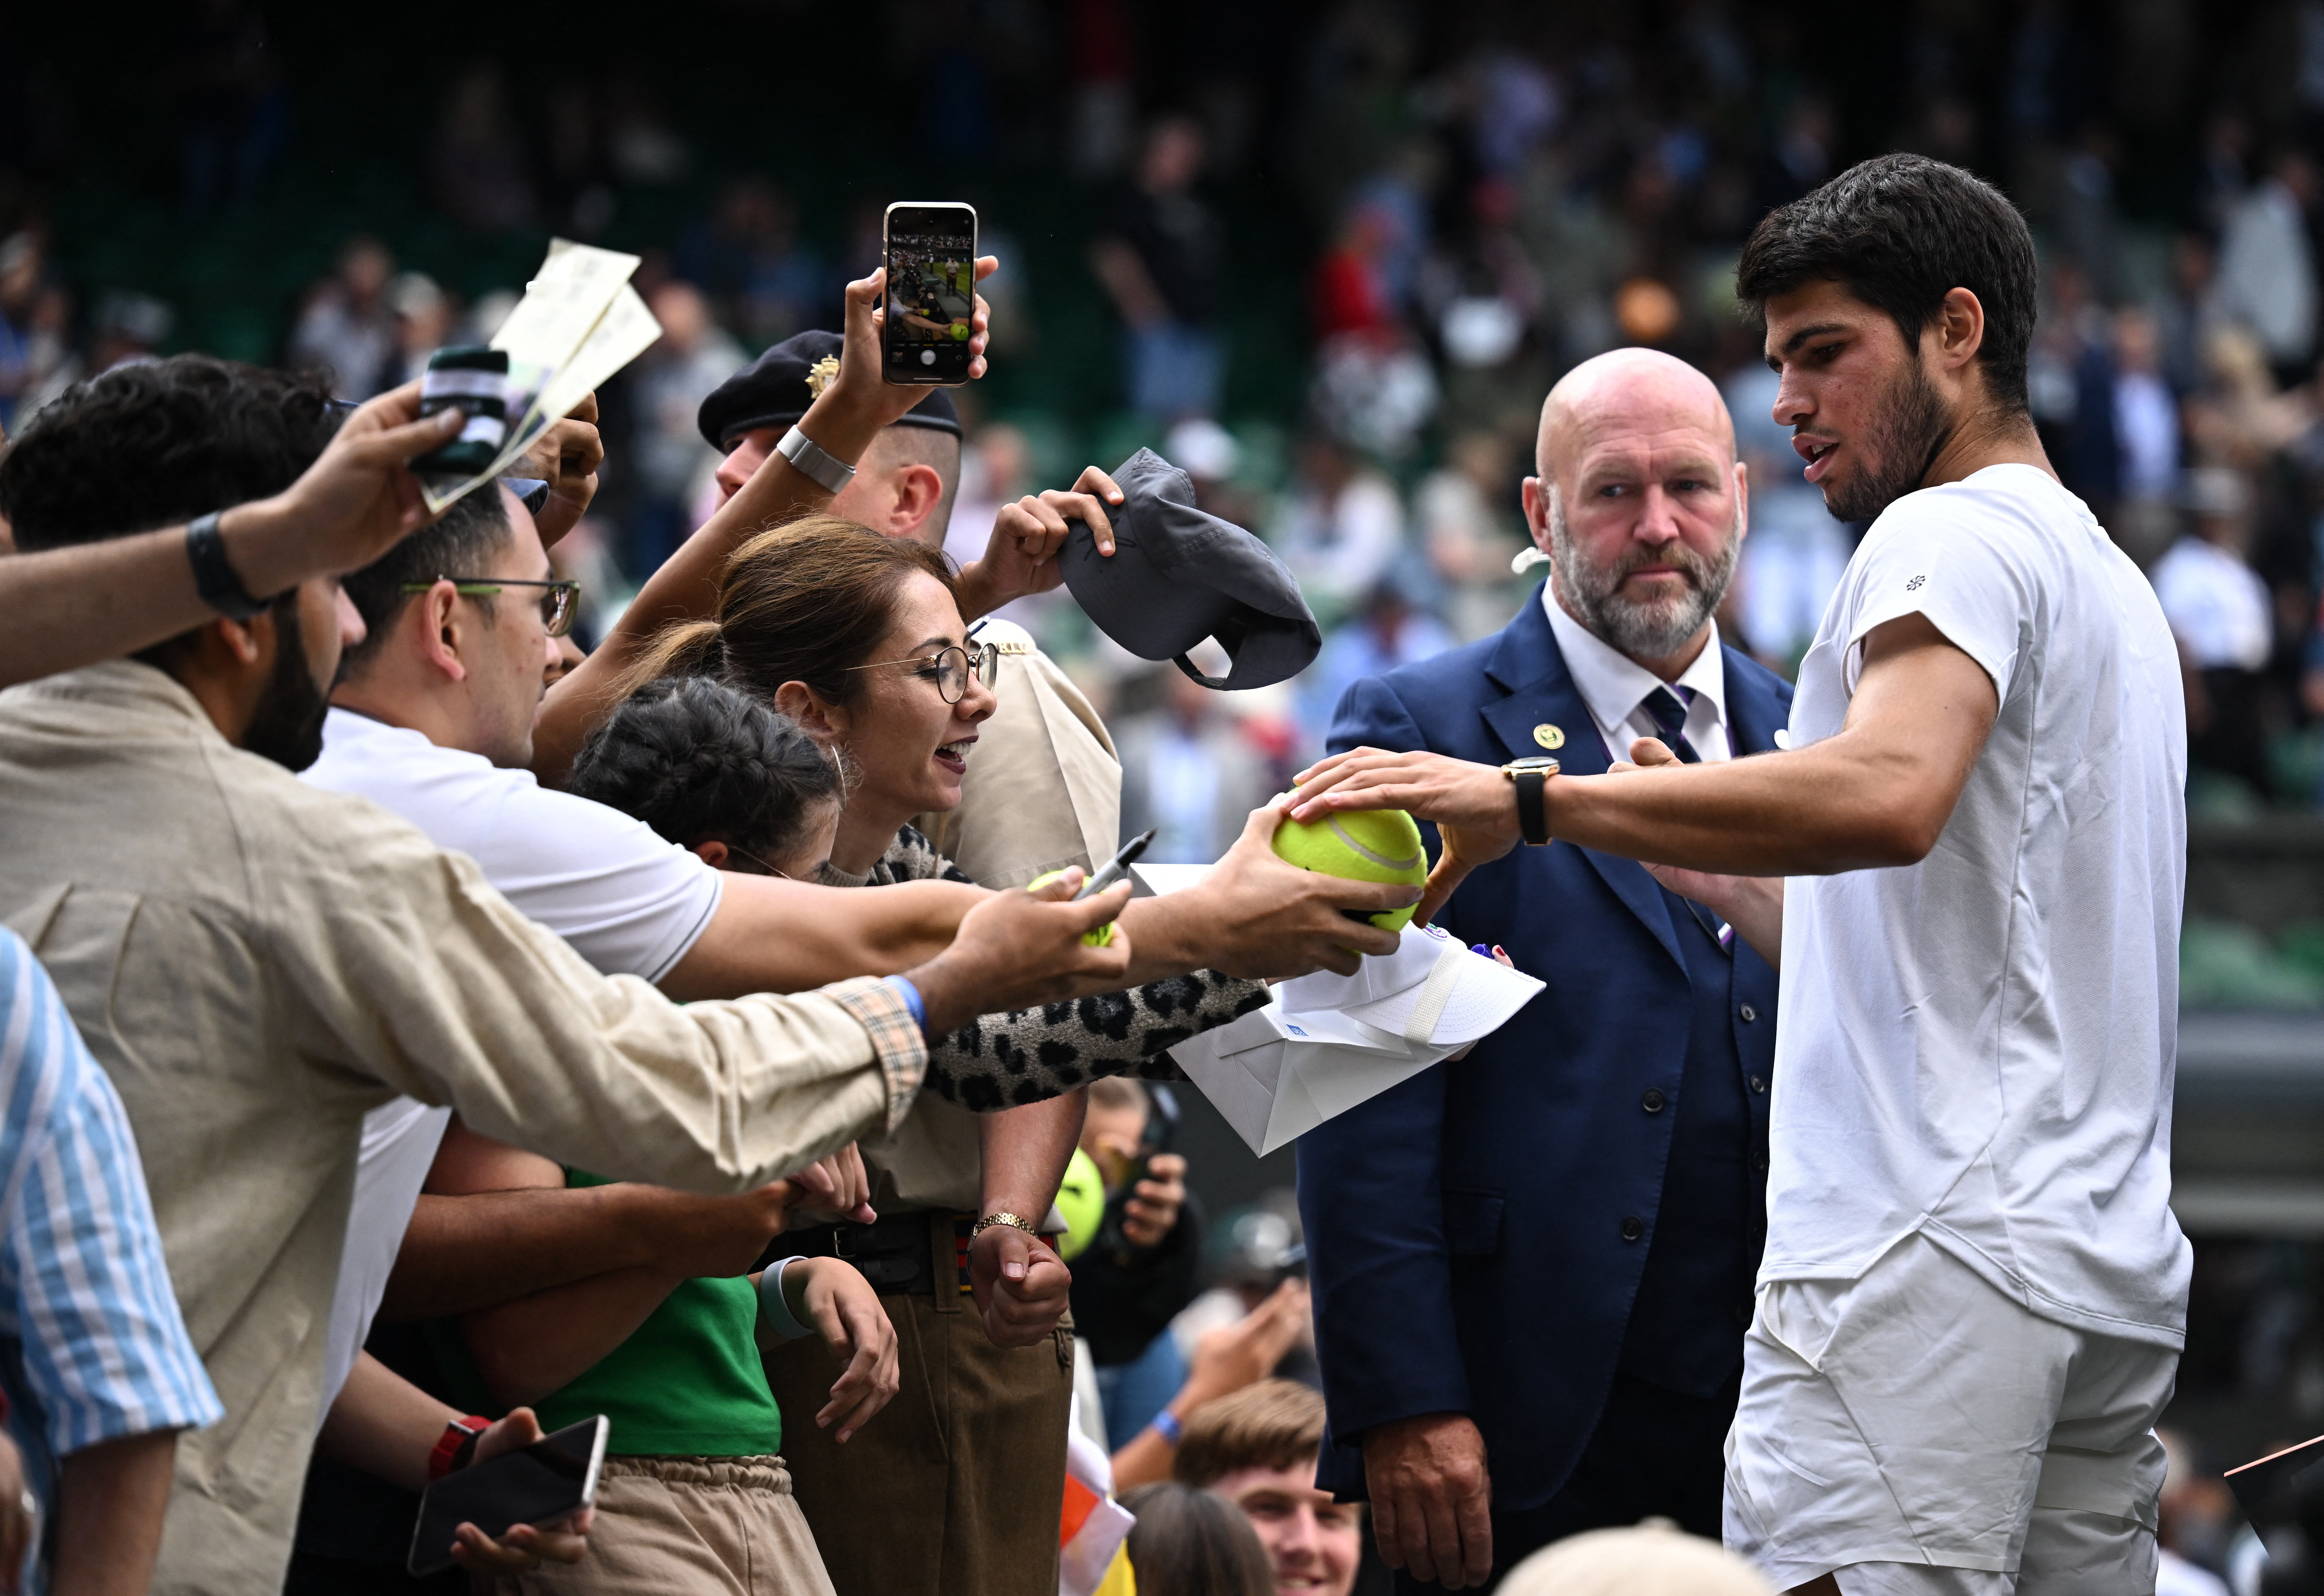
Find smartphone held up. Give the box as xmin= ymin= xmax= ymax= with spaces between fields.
xmin=882 ymin=202 xmax=978 ymax=385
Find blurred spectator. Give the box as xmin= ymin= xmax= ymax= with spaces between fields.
xmin=2115 ymin=306 xmax=2183 ymax=566
xmin=2157 ymin=467 xmax=2275 ymax=795
xmin=1309 ymin=331 xmax=1439 ymax=459
xmin=1724 ymin=362 xmax=1851 ymax=670
xmin=1497 ymin=1521 xmax=1774 ymax=1596
xmin=602 ymin=70 xmax=692 ymax=186
xmin=1298 ymin=582 xmax=1453 ymax=750
xmin=172 ymin=0 xmax=287 ymax=212
xmin=86 ymin=292 xmax=172 ymax=376
xmin=1414 ymin=429 xmax=1526 ymax=643
xmin=944 ymin=420 xmax=1033 ymax=575
xmin=622 ymin=280 xmax=744 ymax=579
xmin=10 ymin=283 xmax=79 ymax=429
xmin=0 ymin=231 xmax=45 ymax=430
xmin=1165 ymin=415 xmax=1261 ymax=524
xmin=285 ymin=236 xmax=395 ymax=401
xmin=2219 ymin=150 xmax=2320 ymax=381
xmin=1114 ymin=1279 xmax=1312 ymax=1490
xmin=1115 ymin=670 xmax=1278 ymax=865
xmin=384 ymin=272 xmax=451 ymax=389
xmin=1274 ymin=433 xmax=1406 ymax=620
xmin=1310 ymin=198 xmax=1406 ymax=344
xmin=2156 ymin=1428 xmax=2234 ymax=1596
xmin=1091 ymin=115 xmax=1225 ymax=420
xmin=2155 ymin=232 xmax=2230 ymax=396
xmin=1173 ymin=1380 xmax=1362 ymax=1596
xmin=1173 ymin=1192 xmax=1316 ymax=1385
xmin=679 ymin=178 xmax=828 ymax=347
xmin=431 ymin=61 xmax=536 ymax=233
xmin=1072 ymin=1078 xmax=1202 ymax=1448
xmin=2186 ymin=326 xmax=2313 ymax=472
xmin=1120 ymin=1482 xmax=1276 ymax=1596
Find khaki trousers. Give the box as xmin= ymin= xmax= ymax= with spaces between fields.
xmin=492 ymin=1456 xmax=834 ymax=1596
xmin=764 ymin=1289 xmax=1075 ymax=1596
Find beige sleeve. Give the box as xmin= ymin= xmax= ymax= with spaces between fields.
xmin=275 ymin=819 xmax=926 ymax=1196
xmin=917 ymin=627 xmax=1122 ymax=889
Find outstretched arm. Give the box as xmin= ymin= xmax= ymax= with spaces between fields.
xmin=531 ymin=259 xmax=998 ymax=783
xmin=1291 ymin=615 xmax=1998 ymax=922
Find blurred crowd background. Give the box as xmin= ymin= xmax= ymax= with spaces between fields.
xmin=18 ymin=2 xmax=2324 ymax=1582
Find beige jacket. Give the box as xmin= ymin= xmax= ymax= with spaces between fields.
xmin=0 ymin=662 xmax=927 ymax=1596
xmin=884 ymin=618 xmax=1122 ymax=1213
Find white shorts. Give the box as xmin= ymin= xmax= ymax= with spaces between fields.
xmin=1724 ymin=1231 xmax=2175 ymax=1595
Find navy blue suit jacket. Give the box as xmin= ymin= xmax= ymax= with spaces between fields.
xmin=1296 ymin=596 xmax=1792 ymax=1512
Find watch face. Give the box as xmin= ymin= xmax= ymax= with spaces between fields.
xmin=1506 ymin=757 xmax=1561 ymax=773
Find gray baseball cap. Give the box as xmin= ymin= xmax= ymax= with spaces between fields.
xmin=1057 ymin=448 xmax=1320 ymax=690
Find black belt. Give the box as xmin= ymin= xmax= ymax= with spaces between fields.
xmin=759 ymin=1211 xmax=974 ymax=1295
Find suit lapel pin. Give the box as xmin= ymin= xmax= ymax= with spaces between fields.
xmin=1533 ymin=724 xmax=1565 ymax=751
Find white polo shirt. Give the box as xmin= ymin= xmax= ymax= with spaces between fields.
xmin=1769 ymin=464 xmax=2190 ymax=1347
xmin=301 ymin=708 xmax=725 ymax=1412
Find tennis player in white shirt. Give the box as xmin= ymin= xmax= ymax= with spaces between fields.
xmin=1289 ymin=153 xmax=2189 ymax=1596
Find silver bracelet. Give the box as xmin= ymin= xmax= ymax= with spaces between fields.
xmin=757 ymin=1256 xmax=814 ymax=1341
xmin=775 ymin=425 xmax=857 ymax=494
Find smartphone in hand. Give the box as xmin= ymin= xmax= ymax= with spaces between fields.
xmin=882 ymin=203 xmax=979 ymax=385
xmin=407 ymin=1415 xmax=608 ymax=1576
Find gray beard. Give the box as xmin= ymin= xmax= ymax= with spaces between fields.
xmin=1548 ymin=488 xmax=1741 ymax=660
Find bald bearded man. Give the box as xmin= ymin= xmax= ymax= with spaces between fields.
xmin=1297 ymin=349 xmax=1794 ymax=1591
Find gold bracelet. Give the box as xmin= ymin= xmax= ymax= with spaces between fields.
xmin=972 ymin=1211 xmax=1038 ymax=1238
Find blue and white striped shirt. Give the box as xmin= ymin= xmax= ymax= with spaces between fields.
xmin=0 ymin=929 xmax=219 ymax=1543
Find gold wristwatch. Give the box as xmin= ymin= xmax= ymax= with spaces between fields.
xmin=1501 ymin=756 xmax=1560 ymax=845
xmin=972 ymin=1211 xmax=1039 ymax=1239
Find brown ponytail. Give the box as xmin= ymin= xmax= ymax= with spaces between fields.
xmin=617 ymin=516 xmax=958 ymax=709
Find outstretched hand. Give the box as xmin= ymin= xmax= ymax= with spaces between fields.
xmin=958 ymin=465 xmax=1124 ymax=617
xmin=1289 ymin=750 xmax=1524 ymax=927
xmin=831 ymin=257 xmax=998 ymax=432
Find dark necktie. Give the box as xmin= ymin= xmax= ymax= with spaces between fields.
xmin=1642 ymin=686 xmax=1702 ymax=764
xmin=1638 ymin=685 xmax=1729 ymax=951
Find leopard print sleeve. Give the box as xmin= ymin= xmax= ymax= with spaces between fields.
xmin=923 ymin=970 xmax=1271 ymax=1111
xmin=858 ymin=826 xmax=1267 ymax=1110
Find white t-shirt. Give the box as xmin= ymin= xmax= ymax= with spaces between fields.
xmin=301 ymin=708 xmax=725 ymax=1413
xmin=1769 ymin=464 xmax=2191 ymax=1348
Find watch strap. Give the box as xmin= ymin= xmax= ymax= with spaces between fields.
xmin=185 ymin=511 xmax=271 ymax=621
xmin=775 ymin=425 xmax=858 ymax=494
xmin=1513 ymin=766 xmax=1549 ymax=846
xmin=428 ymin=1415 xmax=490 ymax=1481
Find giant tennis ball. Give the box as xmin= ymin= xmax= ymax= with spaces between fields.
xmin=1053 ymin=1147 xmax=1106 ymax=1262
xmin=1271 ymin=808 xmax=1428 ymax=932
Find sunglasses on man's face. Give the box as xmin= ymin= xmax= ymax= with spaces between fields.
xmin=399 ymin=577 xmax=581 ymax=637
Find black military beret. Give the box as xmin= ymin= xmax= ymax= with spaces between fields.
xmin=696 ymin=329 xmax=961 ymax=450
xmin=1058 ymin=448 xmax=1321 ymax=691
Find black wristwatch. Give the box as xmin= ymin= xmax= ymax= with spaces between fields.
xmin=1500 ymin=757 xmax=1560 ymax=846
xmin=185 ymin=511 xmax=272 ymax=620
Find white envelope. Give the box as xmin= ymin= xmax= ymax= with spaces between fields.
xmin=1173 ymin=924 xmax=1546 ymax=1154
xmin=1172 ymin=1000 xmax=1447 ymax=1156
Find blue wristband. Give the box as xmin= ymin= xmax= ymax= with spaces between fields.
xmin=1150 ymin=1409 xmax=1184 ymax=1446
xmin=882 ymin=974 xmax=929 ymax=1037
xmin=757 ymin=1257 xmax=814 ymax=1341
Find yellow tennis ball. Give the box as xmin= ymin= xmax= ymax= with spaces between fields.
xmin=1025 ymin=868 xmax=1117 ymax=946
xmin=1271 ymin=808 xmax=1428 ymax=931
xmin=1053 ymin=1147 xmax=1106 ymax=1262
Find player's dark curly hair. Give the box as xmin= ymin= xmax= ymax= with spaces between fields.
xmin=0 ymin=354 xmax=340 ymax=551
xmin=565 ymin=675 xmax=842 ymax=869
xmin=1736 ymin=152 xmax=2038 ymax=416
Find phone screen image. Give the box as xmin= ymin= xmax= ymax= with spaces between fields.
xmin=408 ymin=1415 xmax=608 ymax=1576
xmin=884 ymin=203 xmax=977 ymax=383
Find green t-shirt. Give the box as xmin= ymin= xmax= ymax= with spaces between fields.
xmin=429 ymin=1170 xmax=784 ymax=1457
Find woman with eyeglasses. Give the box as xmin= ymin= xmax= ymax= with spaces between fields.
xmin=610 ymin=517 xmax=1269 ymax=1118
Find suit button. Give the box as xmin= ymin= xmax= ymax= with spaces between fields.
xmin=1640 ymin=1088 xmax=1666 ymax=1114
xmin=1749 ymin=1075 xmax=1767 ymax=1094
xmin=1620 ymin=1216 xmax=1644 ymax=1243
xmin=1739 ymin=1003 xmax=1759 ymax=1022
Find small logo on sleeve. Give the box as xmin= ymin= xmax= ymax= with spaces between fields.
xmin=1905 ymin=574 xmax=1926 ymax=591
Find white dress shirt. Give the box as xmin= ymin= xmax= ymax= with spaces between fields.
xmin=1541 ymin=581 xmax=1734 ymax=762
